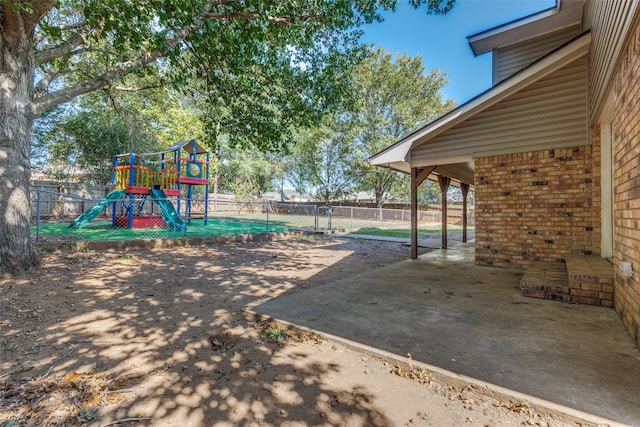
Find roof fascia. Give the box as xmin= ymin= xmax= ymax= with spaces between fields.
xmin=468 ymin=0 xmax=584 ymax=57
xmin=369 ymin=31 xmax=591 ymax=168
xmin=468 ymin=4 xmax=559 ymax=56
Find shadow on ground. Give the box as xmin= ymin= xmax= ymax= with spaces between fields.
xmin=1 ymin=237 xmax=415 ymax=426
xmin=254 ymin=243 xmax=640 ymax=426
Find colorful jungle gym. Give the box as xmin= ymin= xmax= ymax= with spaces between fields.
xmin=70 ymin=139 xmax=210 ymax=232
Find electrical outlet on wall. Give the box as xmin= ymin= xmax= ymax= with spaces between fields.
xmin=620 ymin=261 xmax=633 ymax=278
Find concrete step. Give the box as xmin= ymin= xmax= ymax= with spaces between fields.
xmin=520 ymin=256 xmax=614 ymax=307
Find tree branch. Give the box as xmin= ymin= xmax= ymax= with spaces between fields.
xmin=32 ymin=3 xmax=208 ymax=116
xmin=31 ymin=0 xmax=321 ymax=116
xmin=112 ymin=83 xmax=167 ymax=92
xmin=59 ymin=21 xmax=88 ymax=31
xmin=33 ymin=68 xmax=59 ymax=95
xmin=201 ymin=12 xmax=322 ymax=24
xmin=2 ymin=2 xmax=27 ymax=41
xmin=33 ymin=48 xmax=166 ymax=116
xmin=28 ymin=0 xmax=59 ymax=32
xmin=35 ymin=28 xmax=89 ymax=67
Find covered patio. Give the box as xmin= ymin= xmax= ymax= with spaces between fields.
xmin=253 ymin=242 xmax=640 ymax=425
xmin=368 ymin=31 xmax=592 ymax=263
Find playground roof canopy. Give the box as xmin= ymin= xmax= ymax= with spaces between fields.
xmin=116 ymin=139 xmax=208 ymax=158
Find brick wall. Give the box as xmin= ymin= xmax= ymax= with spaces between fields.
xmin=475 ymin=147 xmax=597 ymax=268
xmin=591 ymin=124 xmax=603 ymax=254
xmin=612 ymin=17 xmax=640 ymax=347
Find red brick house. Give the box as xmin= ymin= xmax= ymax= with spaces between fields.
xmin=370 ymin=0 xmax=640 ymax=348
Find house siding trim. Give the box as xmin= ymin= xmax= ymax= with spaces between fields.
xmin=494 ymin=24 xmax=582 ymax=84
xmin=411 ymin=57 xmax=588 ymax=162
xmin=369 ymin=32 xmax=592 ymax=172
xmin=583 ymin=0 xmax=640 ymax=120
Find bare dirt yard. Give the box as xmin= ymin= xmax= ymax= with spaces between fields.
xmin=1 ymin=235 xmax=606 ymax=426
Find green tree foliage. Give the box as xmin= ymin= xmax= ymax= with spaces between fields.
xmin=389 ymin=177 xmax=471 ymax=205
xmin=287 ymin=117 xmax=357 ymax=203
xmin=34 ymin=0 xmax=453 ymax=153
xmin=349 ymin=47 xmax=457 ymax=206
xmin=41 ymin=107 xmax=157 ymax=184
xmin=217 ymin=148 xmax=283 ymax=201
xmin=33 ymin=88 xmax=205 ymax=184
xmin=1 ymin=0 xmax=455 ymax=273
xmin=389 ymin=176 xmax=443 ymax=204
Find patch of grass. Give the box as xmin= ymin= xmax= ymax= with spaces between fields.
xmin=352 ymin=225 xmax=473 ymax=239
xmin=77 ymin=407 xmax=99 ymax=423
xmin=264 ymin=323 xmax=288 ymax=341
xmin=257 ymin=319 xmax=324 ymax=344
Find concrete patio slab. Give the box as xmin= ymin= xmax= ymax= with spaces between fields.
xmin=253 ymin=242 xmax=640 ymax=425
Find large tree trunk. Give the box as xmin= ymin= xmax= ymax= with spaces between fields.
xmin=374 ymin=169 xmax=393 ymax=208
xmin=0 ymin=17 xmax=40 ymax=274
xmin=375 ymin=187 xmax=385 ymax=208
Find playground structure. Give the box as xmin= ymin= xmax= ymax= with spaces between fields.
xmin=70 ymin=139 xmax=210 ymax=231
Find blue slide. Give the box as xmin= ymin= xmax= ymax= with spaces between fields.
xmin=149 ymin=188 xmax=186 ymax=232
xmin=70 ymin=189 xmax=126 ymax=228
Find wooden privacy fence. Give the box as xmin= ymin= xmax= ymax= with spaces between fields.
xmin=30 ymin=181 xmax=111 ymax=218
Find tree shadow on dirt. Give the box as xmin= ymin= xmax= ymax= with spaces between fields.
xmin=1 ymin=237 xmax=412 ymax=425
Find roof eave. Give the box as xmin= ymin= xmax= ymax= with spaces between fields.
xmin=373 ymin=161 xmax=411 ymax=175
xmin=369 ymin=31 xmax=592 ymax=170
xmin=467 ymin=0 xmax=584 ymax=57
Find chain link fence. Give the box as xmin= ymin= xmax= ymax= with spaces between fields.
xmin=327 ymin=205 xmax=443 ymax=230
xmin=30 ymin=189 xmax=474 ymax=243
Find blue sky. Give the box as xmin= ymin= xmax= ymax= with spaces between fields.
xmin=361 ymin=0 xmax=556 ymax=104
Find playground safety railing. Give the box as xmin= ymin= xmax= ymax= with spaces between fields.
xmin=113 ymin=165 xmax=180 ymax=192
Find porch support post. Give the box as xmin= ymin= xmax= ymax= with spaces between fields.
xmin=461 ymin=182 xmax=470 ymax=243
xmin=438 ymin=175 xmax=452 ymax=249
xmin=411 ymin=168 xmax=418 ymax=259
xmin=410 ymin=166 xmax=436 ymax=259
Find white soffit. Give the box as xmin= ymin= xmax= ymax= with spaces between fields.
xmin=468 ymin=0 xmax=585 ymax=56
